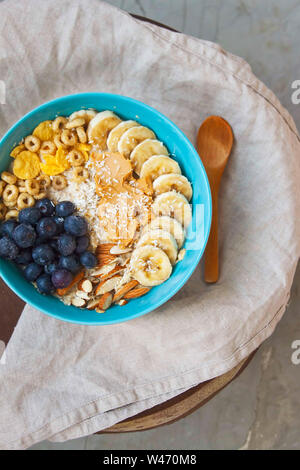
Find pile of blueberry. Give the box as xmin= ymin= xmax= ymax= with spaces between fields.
xmin=0 ymin=198 xmax=97 ymax=295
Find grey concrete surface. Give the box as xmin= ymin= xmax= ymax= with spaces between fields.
xmin=29 ymin=0 xmax=300 ymax=450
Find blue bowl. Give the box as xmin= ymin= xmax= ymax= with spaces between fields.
xmin=0 ymin=93 xmax=211 ymax=325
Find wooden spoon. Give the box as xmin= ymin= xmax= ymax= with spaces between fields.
xmin=197 ymin=116 xmax=233 ymax=283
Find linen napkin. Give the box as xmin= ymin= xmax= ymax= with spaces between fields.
xmin=0 ymin=0 xmax=299 ymax=450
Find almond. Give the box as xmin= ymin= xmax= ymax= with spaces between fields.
xmin=78 ymin=279 xmax=93 ymax=293
xmin=97 ymin=292 xmax=113 ymax=310
xmin=92 ymin=262 xmax=117 ymax=278
xmin=113 ymin=280 xmax=139 ymax=302
xmin=97 ymin=253 xmax=117 ymax=266
xmin=95 ymin=275 xmax=122 ymax=296
xmin=100 ymin=265 xmax=125 ymax=281
xmin=71 ymin=297 xmax=86 ymax=308
xmin=75 ymin=290 xmax=90 ymax=300
xmin=124 ymin=286 xmax=150 ymax=299
xmin=86 ymin=298 xmax=101 ymax=310
xmin=118 ymin=299 xmax=128 ymax=306
xmin=96 ymin=243 xmax=116 ymax=254
xmin=110 ymin=246 xmax=132 ymax=255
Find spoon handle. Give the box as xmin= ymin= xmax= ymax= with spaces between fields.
xmin=205 ymin=187 xmax=219 ymax=283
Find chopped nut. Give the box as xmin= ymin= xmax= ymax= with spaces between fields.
xmin=71 ymin=297 xmax=86 ymax=308
xmin=97 ymin=292 xmax=113 ymax=310
xmin=110 ymin=246 xmax=132 ymax=255
xmin=113 ymin=280 xmax=139 ymax=303
xmin=75 ymin=290 xmax=90 ymax=300
xmin=118 ymin=299 xmax=128 ymax=306
xmin=78 ymin=279 xmax=93 ymax=293
xmin=95 ymin=275 xmax=122 ymax=296
xmin=87 ymin=298 xmax=101 ymax=310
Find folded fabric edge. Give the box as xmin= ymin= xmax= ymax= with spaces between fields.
xmin=2 ymin=291 xmax=290 ymax=450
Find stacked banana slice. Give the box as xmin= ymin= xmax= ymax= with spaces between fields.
xmin=87 ymin=111 xmax=193 ymax=287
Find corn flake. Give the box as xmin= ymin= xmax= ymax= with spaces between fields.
xmin=13 ymin=151 xmax=40 ymax=180
xmin=40 ymin=163 xmax=66 ymax=176
xmin=10 ymin=144 xmax=26 ymax=158
xmin=33 ymin=120 xmax=54 ymax=141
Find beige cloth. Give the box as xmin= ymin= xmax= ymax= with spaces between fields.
xmin=0 ymin=0 xmax=299 ymax=450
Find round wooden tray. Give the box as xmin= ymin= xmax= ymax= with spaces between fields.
xmin=0 ymin=14 xmax=256 ymax=434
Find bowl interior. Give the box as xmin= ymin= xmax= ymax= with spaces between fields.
xmin=0 ymin=93 xmax=211 ymax=324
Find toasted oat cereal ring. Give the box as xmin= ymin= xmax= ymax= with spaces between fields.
xmin=17 ymin=192 xmax=35 ymax=209
xmin=69 ymin=149 xmax=85 ymax=167
xmin=3 ymin=184 xmax=19 ymax=202
xmin=54 ymin=133 xmax=68 ymax=149
xmin=25 ymin=135 xmax=41 ymax=153
xmin=17 ymin=179 xmax=25 ymax=187
xmin=5 ymin=210 xmax=19 ymax=220
xmin=66 ymin=118 xmax=85 ymax=129
xmin=40 ymin=140 xmax=56 ymax=156
xmin=0 ymin=181 xmax=6 ymax=197
xmin=37 ymin=174 xmax=51 ymax=190
xmin=73 ymin=166 xmax=89 ymax=183
xmin=3 ymin=199 xmax=17 ymax=208
xmin=1 ymin=171 xmax=17 ymax=185
xmin=0 ymin=203 xmax=7 ymax=220
xmin=76 ymin=126 xmax=87 ymax=144
xmin=34 ymin=191 xmax=47 ymax=200
xmin=25 ymin=179 xmax=40 ymax=195
xmin=52 ymin=117 xmax=68 ymax=133
xmin=52 ymin=175 xmax=67 ymax=190
xmin=61 ymin=129 xmax=78 ymax=146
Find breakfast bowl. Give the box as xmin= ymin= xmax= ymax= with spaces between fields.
xmin=0 ymin=93 xmax=211 ymax=325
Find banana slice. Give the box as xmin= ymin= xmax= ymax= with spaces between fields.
xmin=143 ymin=216 xmax=185 ymax=249
xmin=130 ymin=245 xmax=172 ymax=287
xmin=118 ymin=126 xmax=156 ymax=158
xmin=107 ymin=120 xmax=140 ymax=152
xmin=130 ymin=139 xmax=169 ymax=175
xmin=153 ymin=173 xmax=193 ymax=201
xmin=140 ymin=155 xmax=181 ymax=181
xmin=152 ymin=191 xmax=192 ymax=228
xmin=137 ymin=229 xmax=178 ymax=264
xmin=69 ymin=109 xmax=97 ymax=124
xmin=87 ymin=111 xmax=122 ymax=148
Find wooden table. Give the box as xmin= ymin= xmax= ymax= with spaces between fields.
xmin=0 ymin=14 xmax=256 ymax=434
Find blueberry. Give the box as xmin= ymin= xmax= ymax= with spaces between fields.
xmin=0 ymin=236 xmax=19 ymax=260
xmin=36 ymin=274 xmax=55 ymax=295
xmin=57 ymin=233 xmax=76 ymax=256
xmin=35 ymin=236 xmax=48 ymax=246
xmin=59 ymin=255 xmax=81 ymax=273
xmin=55 ymin=201 xmax=75 ymax=218
xmin=15 ymin=248 xmax=33 ymax=265
xmin=75 ymin=235 xmax=89 ymax=254
xmin=64 ymin=215 xmax=88 ymax=237
xmin=35 ymin=198 xmax=55 ymax=216
xmin=19 ymin=207 xmax=41 ymax=225
xmin=51 ymin=269 xmax=73 ymax=289
xmin=36 ymin=217 xmax=57 ymax=238
xmin=44 ymin=262 xmax=58 ymax=275
xmin=0 ymin=219 xmax=18 ymax=239
xmin=32 ymin=244 xmax=55 ymax=266
xmin=53 ymin=216 xmax=64 ymax=234
xmin=13 ymin=223 xmax=36 ymax=248
xmin=79 ymin=251 xmax=97 ymax=269
xmin=24 ymin=262 xmax=43 ymax=282
xmin=49 ymin=239 xmax=59 ymax=252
